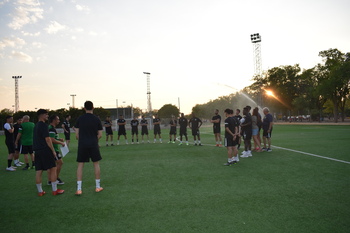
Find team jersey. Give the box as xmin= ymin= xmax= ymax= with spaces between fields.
xmin=4 ymin=123 xmax=14 ymax=142
xmin=13 ymin=123 xmax=21 ymax=141
xmin=131 ymin=119 xmax=139 ymax=128
xmin=212 ymin=115 xmax=221 ymax=128
xmin=48 ymin=125 xmax=60 ymax=152
xmin=241 ymin=114 xmax=252 ymax=132
xmin=189 ymin=117 xmax=202 ymax=129
xmin=117 ymin=119 xmax=126 ymax=130
xmin=263 ymin=113 xmax=273 ymax=130
xmin=170 ymin=119 xmax=177 ymax=127
xmin=153 ymin=118 xmax=161 ymax=128
xmin=225 ymin=117 xmax=239 ymax=138
xmin=75 ymin=113 xmax=103 ymax=147
xmin=62 ymin=120 xmax=70 ymax=133
xmin=33 ymin=121 xmax=50 ymax=151
xmin=140 ymin=119 xmax=148 ymax=129
xmin=178 ymin=117 xmax=188 ymax=129
xmin=18 ymin=121 xmax=35 ymax=146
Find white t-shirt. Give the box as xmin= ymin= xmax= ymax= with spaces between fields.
xmin=4 ymin=123 xmax=11 ymax=131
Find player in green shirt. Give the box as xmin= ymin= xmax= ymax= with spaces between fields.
xmin=15 ymin=115 xmax=35 ymax=170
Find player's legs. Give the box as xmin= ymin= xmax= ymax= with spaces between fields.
xmin=93 ymin=161 xmax=100 ymax=180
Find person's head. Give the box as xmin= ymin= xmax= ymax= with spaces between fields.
xmin=22 ymin=115 xmax=30 ymax=122
xmin=171 ymin=115 xmax=175 ymax=119
xmin=119 ymin=115 xmax=124 ymax=119
xmin=243 ymin=107 xmax=249 ymax=115
xmin=37 ymin=109 xmax=49 ymax=121
xmin=6 ymin=115 xmax=13 ymax=123
xmin=181 ymin=113 xmax=184 ymax=118
xmin=191 ymin=112 xmax=196 ymax=117
xmin=142 ymin=115 xmax=145 ymax=119
xmin=253 ymin=107 xmax=259 ymax=116
xmin=224 ymin=108 xmax=233 ymax=117
xmin=49 ymin=115 xmax=60 ymax=126
xmin=16 ymin=117 xmax=23 ymax=124
xmin=214 ymin=109 xmax=219 ymax=115
xmin=84 ymin=101 xmax=94 ymax=111
xmin=154 ymin=114 xmax=158 ymax=118
xmin=65 ymin=115 xmax=71 ymax=120
xmin=246 ymin=105 xmax=251 ymax=112
xmin=263 ymin=107 xmax=270 ymax=115
xmin=106 ymin=116 xmax=110 ymax=120
xmin=235 ymin=109 xmax=241 ymax=115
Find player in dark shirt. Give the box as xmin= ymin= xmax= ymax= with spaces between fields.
xmin=262 ymin=107 xmax=274 ymax=152
xmin=140 ymin=115 xmax=150 ymax=143
xmin=104 ymin=116 xmax=114 ymax=146
xmin=117 ymin=115 xmax=128 ymax=145
xmin=13 ymin=117 xmax=23 ymax=167
xmin=189 ymin=113 xmax=203 ymax=146
xmin=168 ymin=116 xmax=177 ymax=143
xmin=130 ymin=117 xmax=139 ymax=144
xmin=153 ymin=114 xmax=162 ymax=143
xmin=210 ymin=109 xmax=222 ymax=147
xmin=61 ymin=115 xmax=71 ymax=148
xmin=74 ymin=101 xmax=103 ymax=195
xmin=4 ymin=116 xmax=16 ymax=171
xmin=240 ymin=107 xmax=253 ymax=158
xmin=33 ymin=109 xmax=64 ymax=196
xmin=234 ymin=109 xmax=242 ymax=149
xmin=178 ymin=113 xmax=189 ymax=145
xmin=223 ymin=109 xmax=239 ymax=166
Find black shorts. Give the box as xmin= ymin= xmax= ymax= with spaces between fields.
xmin=169 ymin=127 xmax=176 ymax=135
xmin=225 ymin=137 xmax=238 ymax=147
xmin=141 ymin=127 xmax=148 ymax=135
xmin=191 ymin=129 xmax=200 ymax=136
xmin=154 ymin=126 xmax=161 ymax=135
xmin=132 ymin=128 xmax=138 ymax=135
xmin=6 ymin=141 xmax=15 ymax=154
xmin=64 ymin=132 xmax=71 ymax=140
xmin=213 ymin=126 xmax=221 ymax=134
xmin=118 ymin=128 xmax=126 ymax=136
xmin=243 ymin=131 xmax=252 ymax=141
xmin=15 ymin=141 xmax=21 ymax=151
xmin=55 ymin=151 xmax=62 ymax=161
xmin=263 ymin=128 xmax=273 ymax=138
xmin=21 ymin=145 xmax=33 ymax=154
xmin=179 ymin=128 xmax=187 ymax=136
xmin=77 ymin=145 xmax=102 ymax=163
xmin=35 ymin=148 xmax=56 ymax=171
xmin=106 ymin=128 xmax=113 ymax=136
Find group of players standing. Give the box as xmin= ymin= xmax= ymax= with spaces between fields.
xmin=103 ymin=113 xmax=205 ymax=146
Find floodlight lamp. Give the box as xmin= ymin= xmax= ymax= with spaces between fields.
xmin=143 ymin=72 xmax=150 ymax=75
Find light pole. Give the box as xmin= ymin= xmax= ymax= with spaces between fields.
xmin=251 ymin=33 xmax=262 ymax=107
xmin=12 ymin=76 xmax=22 ymax=112
xmin=70 ymin=94 xmax=76 ymax=108
xmin=143 ymin=72 xmax=152 ymax=116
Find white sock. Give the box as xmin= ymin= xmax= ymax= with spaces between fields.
xmin=96 ymin=179 xmax=101 ymax=188
xmin=198 ymin=140 xmax=201 ymax=144
xmin=52 ymin=180 xmax=58 ymax=191
xmin=36 ymin=183 xmax=43 ymax=192
xmin=77 ymin=181 xmax=82 ymax=190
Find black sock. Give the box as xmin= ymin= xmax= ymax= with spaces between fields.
xmin=26 ymin=163 xmax=30 ymax=167
xmin=8 ymin=159 xmax=12 ymax=167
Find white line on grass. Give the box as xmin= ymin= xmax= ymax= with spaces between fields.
xmin=272 ymin=145 xmax=350 ymax=165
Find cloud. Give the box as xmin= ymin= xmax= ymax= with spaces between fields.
xmin=11 ymin=50 xmax=33 ymax=63
xmin=32 ymin=41 xmax=44 ymax=48
xmin=8 ymin=1 xmax=44 ymax=30
xmin=0 ymin=36 xmax=26 ymax=50
xmin=76 ymin=4 xmax=90 ymax=13
xmin=21 ymin=31 xmax=41 ymax=36
xmin=45 ymin=21 xmax=67 ymax=34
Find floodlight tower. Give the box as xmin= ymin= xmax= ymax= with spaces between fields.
xmin=70 ymin=94 xmax=76 ymax=108
xmin=12 ymin=76 xmax=22 ymax=112
xmin=251 ymin=33 xmax=262 ymax=106
xmin=143 ymin=72 xmax=152 ymax=113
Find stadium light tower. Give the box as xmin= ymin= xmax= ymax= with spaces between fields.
xmin=70 ymin=94 xmax=76 ymax=108
xmin=12 ymin=76 xmax=22 ymax=112
xmin=143 ymin=72 xmax=152 ymax=114
xmin=251 ymin=33 xmax=262 ymax=106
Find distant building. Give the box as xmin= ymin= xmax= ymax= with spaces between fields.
xmin=105 ymin=107 xmax=133 ymax=120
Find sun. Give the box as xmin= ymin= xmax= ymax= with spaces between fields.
xmin=265 ymin=90 xmax=275 ymax=97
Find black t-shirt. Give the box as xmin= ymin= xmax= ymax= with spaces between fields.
xmin=225 ymin=117 xmax=239 ymax=138
xmin=140 ymin=119 xmax=148 ymax=129
xmin=212 ymin=115 xmax=221 ymax=128
xmin=179 ymin=117 xmax=188 ymax=129
xmin=63 ymin=120 xmax=70 ymax=133
xmin=189 ymin=117 xmax=202 ymax=129
xmin=117 ymin=119 xmax=126 ymax=130
xmin=75 ymin=113 xmax=103 ymax=147
xmin=131 ymin=119 xmax=139 ymax=128
xmin=33 ymin=121 xmax=50 ymax=151
xmin=170 ymin=119 xmax=177 ymax=129
xmin=153 ymin=118 xmax=161 ymax=129
xmin=242 ymin=114 xmax=252 ymax=132
xmin=13 ymin=123 xmax=21 ymax=140
xmin=4 ymin=123 xmax=14 ymax=143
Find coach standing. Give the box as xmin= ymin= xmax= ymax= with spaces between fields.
xmin=74 ymin=101 xmax=103 ymax=196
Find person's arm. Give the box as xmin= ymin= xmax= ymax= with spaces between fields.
xmin=45 ymin=137 xmax=56 ymax=157
xmin=75 ymin=128 xmax=79 ymax=140
xmin=198 ymin=119 xmax=203 ymax=128
xmin=15 ymin=132 xmax=22 ymax=146
xmin=97 ymin=130 xmax=102 ymax=140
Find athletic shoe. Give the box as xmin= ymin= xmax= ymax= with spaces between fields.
xmin=18 ymin=161 xmax=25 ymax=165
xmin=15 ymin=162 xmax=22 ymax=167
xmin=223 ymin=161 xmax=236 ymax=166
xmin=247 ymin=152 xmax=253 ymax=157
xmin=95 ymin=187 xmax=104 ymax=193
xmin=106 ymin=144 xmax=109 ymax=146
xmin=52 ymin=189 xmax=64 ymax=195
xmin=172 ymin=141 xmax=175 ymax=144
xmin=178 ymin=142 xmax=182 ymax=145
xmin=233 ymin=156 xmax=239 ymax=162
xmin=261 ymin=147 xmax=267 ymax=151
xmin=240 ymin=153 xmax=249 ymax=158
xmin=38 ymin=191 xmax=46 ymax=197
xmin=168 ymin=141 xmax=171 ymax=144
xmin=241 ymin=151 xmax=247 ymax=155
xmin=216 ymin=144 xmax=219 ymax=147
xmin=186 ymin=142 xmax=189 ymax=146
xmin=47 ymin=181 xmax=52 ymax=186
xmin=219 ymin=144 xmax=222 ymax=147
xmin=22 ymin=166 xmax=30 ymax=170
xmin=199 ymin=143 xmax=202 ymax=146
xmin=75 ymin=190 xmax=82 ymax=196
xmin=11 ymin=166 xmax=17 ymax=169
xmin=267 ymin=148 xmax=272 ymax=152
xmin=6 ymin=167 xmax=16 ymax=171
xmin=57 ymin=178 xmax=65 ymax=185
xmin=194 ymin=143 xmax=197 ymax=146
xmin=111 ymin=144 xmax=114 ymax=146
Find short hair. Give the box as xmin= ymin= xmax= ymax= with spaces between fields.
xmin=246 ymin=105 xmax=251 ymax=110
xmin=23 ymin=115 xmax=30 ymax=120
xmin=224 ymin=108 xmax=233 ymax=114
xmin=6 ymin=115 xmax=13 ymax=120
xmin=49 ymin=115 xmax=58 ymax=123
xmin=65 ymin=115 xmax=70 ymax=119
xmin=263 ymin=107 xmax=270 ymax=112
xmin=37 ymin=109 xmax=48 ymax=116
xmin=84 ymin=101 xmax=94 ymax=110
xmin=236 ymin=109 xmax=241 ymax=113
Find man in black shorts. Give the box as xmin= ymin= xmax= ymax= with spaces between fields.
xmin=104 ymin=116 xmax=114 ymax=146
xmin=240 ymin=107 xmax=253 ymax=158
xmin=234 ymin=109 xmax=242 ymax=149
xmin=178 ymin=113 xmax=189 ymax=145
xmin=224 ymin=109 xmax=239 ymax=166
xmin=130 ymin=116 xmax=139 ymax=144
xmin=13 ymin=117 xmax=23 ymax=167
xmin=74 ymin=101 xmax=103 ymax=195
xmin=189 ymin=113 xmax=202 ymax=146
xmin=117 ymin=115 xmax=128 ymax=145
xmin=168 ymin=115 xmax=177 ymax=144
xmin=61 ymin=115 xmax=71 ymax=148
xmin=33 ymin=109 xmax=64 ymax=196
xmin=210 ymin=109 xmax=222 ymax=147
xmin=140 ymin=115 xmax=150 ymax=143
xmin=4 ymin=116 xmax=17 ymax=171
xmin=153 ymin=114 xmax=162 ymax=143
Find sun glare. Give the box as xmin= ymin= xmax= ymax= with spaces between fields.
xmin=265 ymin=90 xmax=275 ymax=97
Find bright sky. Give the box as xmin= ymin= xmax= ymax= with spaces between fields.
xmin=1 ymin=0 xmax=350 ymax=115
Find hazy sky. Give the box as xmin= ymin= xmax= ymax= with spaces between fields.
xmin=1 ymin=0 xmax=350 ymax=114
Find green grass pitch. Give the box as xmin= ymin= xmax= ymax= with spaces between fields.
xmin=0 ymin=124 xmax=349 ymax=233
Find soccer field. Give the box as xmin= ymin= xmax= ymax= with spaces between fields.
xmin=0 ymin=124 xmax=349 ymax=233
